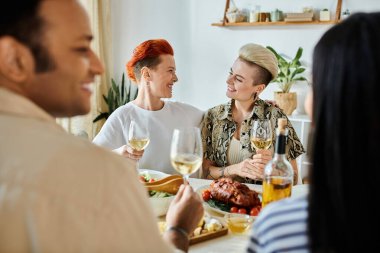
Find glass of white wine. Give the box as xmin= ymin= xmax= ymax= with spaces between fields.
xmin=250 ymin=119 xmax=272 ymax=151
xmin=170 ymin=127 xmax=203 ymax=183
xmin=128 ymin=120 xmax=150 ymax=169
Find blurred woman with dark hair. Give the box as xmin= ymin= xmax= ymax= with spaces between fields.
xmin=93 ymin=39 xmax=203 ymax=174
xmin=247 ymin=12 xmax=380 ymax=252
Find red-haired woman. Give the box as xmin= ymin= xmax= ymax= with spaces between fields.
xmin=93 ymin=39 xmax=203 ymax=174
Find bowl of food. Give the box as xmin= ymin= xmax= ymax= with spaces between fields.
xmin=138 ymin=170 xmax=180 ymax=217
xmin=149 ymin=190 xmax=175 ymax=217
xmin=138 ymin=169 xmax=169 ymax=183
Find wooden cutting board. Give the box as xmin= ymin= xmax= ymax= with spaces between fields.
xmin=158 ymin=217 xmax=229 ymax=245
xmin=190 ymin=226 xmax=228 ymax=245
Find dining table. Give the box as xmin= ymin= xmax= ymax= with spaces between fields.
xmin=187 ymin=178 xmax=309 ymax=253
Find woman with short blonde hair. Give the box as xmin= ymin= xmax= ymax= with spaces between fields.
xmin=201 ymin=43 xmax=304 ymax=184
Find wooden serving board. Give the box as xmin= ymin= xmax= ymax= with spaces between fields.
xmin=189 ymin=227 xmax=228 ymax=245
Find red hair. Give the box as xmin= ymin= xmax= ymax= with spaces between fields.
xmin=126 ymin=39 xmax=174 ymax=82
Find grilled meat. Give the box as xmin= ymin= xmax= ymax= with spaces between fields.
xmin=210 ymin=178 xmax=260 ymax=207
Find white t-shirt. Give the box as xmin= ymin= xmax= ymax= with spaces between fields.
xmin=93 ymin=101 xmax=204 ymax=174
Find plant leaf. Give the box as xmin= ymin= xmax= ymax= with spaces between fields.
xmin=294 ymin=47 xmax=303 ymax=61
xmin=93 ymin=112 xmax=109 ymax=123
xmin=93 ymin=73 xmax=139 ymax=123
xmin=267 ymin=46 xmax=308 ymax=92
xmin=102 ymin=94 xmax=108 ymax=104
xmin=108 ymin=89 xmax=114 ymax=113
xmin=121 ymin=73 xmax=125 ymax=101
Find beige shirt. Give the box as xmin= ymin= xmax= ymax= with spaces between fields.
xmin=0 ymin=87 xmax=174 ymax=253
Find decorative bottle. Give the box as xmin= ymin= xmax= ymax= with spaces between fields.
xmin=262 ymin=118 xmax=293 ymax=207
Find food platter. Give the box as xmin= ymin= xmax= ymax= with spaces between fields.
xmin=196 ymin=184 xmax=262 ymax=216
xmin=158 ymin=215 xmax=228 ymax=245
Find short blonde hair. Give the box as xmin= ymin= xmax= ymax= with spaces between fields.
xmin=239 ymin=43 xmax=278 ymax=83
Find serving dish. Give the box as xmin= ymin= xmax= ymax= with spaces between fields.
xmin=196 ymin=184 xmax=262 ymax=216
xmin=138 ymin=169 xmax=176 ymax=217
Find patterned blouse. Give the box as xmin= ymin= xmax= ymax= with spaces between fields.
xmin=201 ymin=99 xmax=305 ymax=182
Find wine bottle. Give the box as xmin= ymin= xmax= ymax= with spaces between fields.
xmin=262 ymin=118 xmax=293 ymax=207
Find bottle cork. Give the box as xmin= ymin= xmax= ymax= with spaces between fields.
xmin=277 ymin=118 xmax=287 ymax=134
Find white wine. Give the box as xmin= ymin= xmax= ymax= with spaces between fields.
xmin=171 ymin=154 xmax=202 ymax=175
xmin=262 ymin=177 xmax=292 ymax=207
xmin=251 ymin=137 xmax=271 ymax=150
xmin=129 ymin=138 xmax=150 ymax=151
xmin=262 ymin=118 xmax=293 ymax=208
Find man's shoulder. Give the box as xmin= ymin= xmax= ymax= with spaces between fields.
xmin=66 ymin=134 xmax=130 ymax=166
xmin=35 ymin=124 xmax=132 ymax=170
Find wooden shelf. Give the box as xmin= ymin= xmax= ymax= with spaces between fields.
xmin=214 ymin=0 xmax=342 ymax=28
xmin=212 ymin=20 xmax=338 ymax=27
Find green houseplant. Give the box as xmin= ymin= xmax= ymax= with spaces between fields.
xmin=93 ymin=73 xmax=138 ymax=123
xmin=266 ymin=46 xmax=308 ymax=115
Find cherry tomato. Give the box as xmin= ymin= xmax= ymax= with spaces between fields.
xmin=250 ymin=207 xmax=260 ymax=216
xmin=202 ymin=190 xmax=211 ymax=201
xmin=238 ymin=208 xmax=247 ymax=214
xmin=149 ymin=178 xmax=155 ymax=183
xmin=230 ymin=207 xmax=238 ymax=213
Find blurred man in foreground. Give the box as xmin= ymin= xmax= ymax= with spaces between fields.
xmin=0 ymin=0 xmax=203 ymax=252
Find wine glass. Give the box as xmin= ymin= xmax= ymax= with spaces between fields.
xmin=250 ymin=119 xmax=273 ymax=151
xmin=170 ymin=127 xmax=203 ymax=183
xmin=128 ymin=120 xmax=150 ymax=169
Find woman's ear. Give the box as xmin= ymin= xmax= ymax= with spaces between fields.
xmin=141 ymin=67 xmax=151 ymax=82
xmin=0 ymin=36 xmax=34 ymax=83
xmin=256 ymin=83 xmax=266 ymax=94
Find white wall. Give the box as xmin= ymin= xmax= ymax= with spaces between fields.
xmin=110 ymin=0 xmax=191 ymax=90
xmin=111 ymin=0 xmax=380 ymax=111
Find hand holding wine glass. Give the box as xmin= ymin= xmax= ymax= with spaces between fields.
xmin=128 ymin=120 xmax=150 ymax=169
xmin=250 ymin=119 xmax=273 ymax=151
xmin=249 ymin=119 xmax=273 ymax=180
xmin=170 ymin=127 xmax=203 ymax=183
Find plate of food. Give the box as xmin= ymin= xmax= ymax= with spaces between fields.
xmin=196 ymin=178 xmax=262 ymax=217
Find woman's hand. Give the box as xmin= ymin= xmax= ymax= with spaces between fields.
xmin=231 ymin=149 xmax=273 ymax=180
xmin=230 ymin=159 xmax=261 ymax=180
xmin=113 ymin=145 xmax=144 ymax=160
xmin=251 ymin=149 xmax=273 ymax=179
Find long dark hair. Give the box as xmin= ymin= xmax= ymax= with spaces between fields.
xmin=309 ymin=12 xmax=380 ymax=252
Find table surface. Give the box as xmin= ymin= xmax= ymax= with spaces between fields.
xmin=187 ymin=178 xmax=309 ymax=253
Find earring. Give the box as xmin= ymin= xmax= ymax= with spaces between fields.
xmin=252 ymin=92 xmax=258 ymax=100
